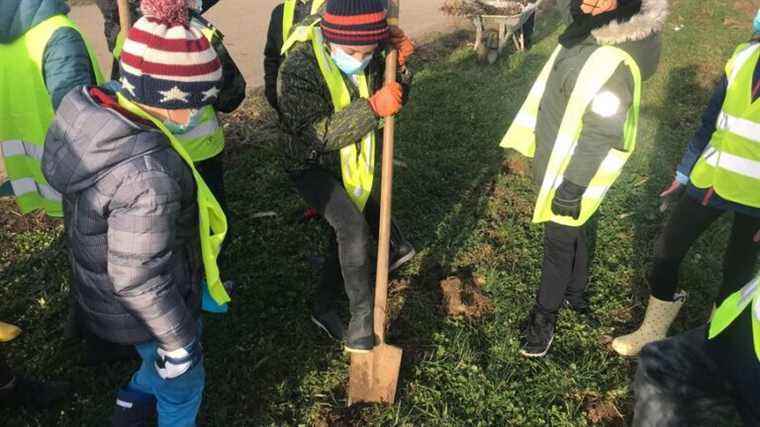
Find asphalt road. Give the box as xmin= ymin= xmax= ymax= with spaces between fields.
xmin=69 ymin=0 xmax=458 ymax=86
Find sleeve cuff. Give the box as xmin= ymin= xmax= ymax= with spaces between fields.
xmin=675 ymin=171 xmax=690 ymax=185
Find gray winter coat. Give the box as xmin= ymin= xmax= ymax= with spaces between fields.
xmin=42 ymin=87 xmax=201 ymax=351
xmin=0 ymin=0 xmax=95 ymax=110
xmin=533 ymin=0 xmax=668 ymax=188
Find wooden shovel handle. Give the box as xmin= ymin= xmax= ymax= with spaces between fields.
xmin=117 ymin=0 xmax=132 ymax=34
xmin=374 ymin=49 xmax=398 ymax=344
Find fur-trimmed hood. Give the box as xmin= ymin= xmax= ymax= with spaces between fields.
xmin=592 ymin=0 xmax=669 ymax=45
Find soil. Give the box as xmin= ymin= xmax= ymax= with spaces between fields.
xmin=0 ymin=199 xmax=59 ymax=235
xmin=502 ymin=155 xmax=530 ymax=177
xmin=584 ymin=396 xmax=625 ymax=426
xmin=439 ymin=275 xmax=494 ymax=319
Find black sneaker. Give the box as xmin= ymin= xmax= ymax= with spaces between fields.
xmin=344 ymin=312 xmax=373 ymax=354
xmin=0 ymin=375 xmax=70 ymax=409
xmin=389 ymin=241 xmax=416 ymax=273
xmin=563 ymin=299 xmax=601 ymax=328
xmin=311 ymin=311 xmax=344 ymax=342
xmin=520 ymin=310 xmax=556 ymax=358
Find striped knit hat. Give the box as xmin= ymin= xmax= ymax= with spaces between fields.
xmin=320 ymin=0 xmax=390 ymax=46
xmin=118 ymin=0 xmax=222 ymax=109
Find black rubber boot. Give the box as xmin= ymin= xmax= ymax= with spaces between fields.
xmin=520 ymin=308 xmax=556 ymax=358
xmin=0 ymin=375 xmax=70 ymax=409
xmin=110 ymin=387 xmax=156 ymax=427
xmin=312 ymin=245 xmax=346 ymax=342
xmin=389 ymin=221 xmax=416 ymax=273
xmin=342 ymin=261 xmax=373 ymax=354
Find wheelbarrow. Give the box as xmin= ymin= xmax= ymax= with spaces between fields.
xmin=473 ymin=0 xmax=542 ymax=64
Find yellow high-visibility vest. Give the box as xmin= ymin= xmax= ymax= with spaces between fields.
xmin=282 ymin=0 xmax=326 ymax=43
xmin=116 ymin=94 xmax=231 ymax=306
xmin=500 ymin=45 xmax=642 ymax=226
xmin=709 ymin=274 xmax=760 ymax=361
xmin=691 ymin=43 xmax=760 ymax=208
xmin=282 ymin=20 xmax=376 ymax=211
xmin=0 ymin=15 xmax=103 ymax=217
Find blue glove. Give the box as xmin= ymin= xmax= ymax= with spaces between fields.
xmin=754 ymin=9 xmax=760 ymax=34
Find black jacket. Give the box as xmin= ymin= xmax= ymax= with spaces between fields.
xmin=42 ymin=87 xmax=201 ymax=350
xmin=264 ymin=1 xmax=322 ymax=110
xmin=533 ymin=0 xmax=667 ymax=188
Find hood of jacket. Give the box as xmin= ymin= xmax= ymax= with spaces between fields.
xmin=44 ymin=87 xmax=168 ymax=195
xmin=0 ymin=0 xmax=70 ymax=44
xmin=591 ymin=0 xmax=669 ymax=45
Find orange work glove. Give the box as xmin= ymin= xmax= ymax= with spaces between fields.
xmin=369 ymin=81 xmax=403 ymax=117
xmin=389 ymin=26 xmax=415 ymax=67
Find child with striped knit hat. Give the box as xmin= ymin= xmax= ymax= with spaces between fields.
xmin=42 ymin=0 xmax=225 ymax=424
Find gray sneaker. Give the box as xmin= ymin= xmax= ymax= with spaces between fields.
xmin=311 ymin=311 xmax=344 ymax=342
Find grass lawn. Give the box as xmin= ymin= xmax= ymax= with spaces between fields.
xmin=0 ymin=0 xmax=754 ymax=425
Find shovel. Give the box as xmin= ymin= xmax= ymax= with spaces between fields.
xmin=348 ymin=48 xmax=403 ymax=406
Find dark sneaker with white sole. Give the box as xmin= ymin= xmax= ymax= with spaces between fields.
xmin=311 ymin=311 xmax=344 ymax=342
xmin=563 ymin=299 xmax=601 ymax=328
xmin=389 ymin=241 xmax=416 ymax=273
xmin=520 ymin=309 xmax=556 ymax=358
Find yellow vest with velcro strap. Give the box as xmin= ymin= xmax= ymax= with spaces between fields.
xmin=113 ymin=17 xmax=225 ymax=163
xmin=691 ymin=43 xmax=760 ymax=208
xmin=0 ymin=15 xmax=104 ymax=217
xmin=282 ymin=21 xmax=376 ymax=211
xmin=500 ymin=45 xmax=642 ymax=226
xmin=282 ymin=0 xmax=326 ymax=43
xmin=116 ymin=93 xmax=231 ymax=307
xmin=709 ymin=274 xmax=760 ymax=361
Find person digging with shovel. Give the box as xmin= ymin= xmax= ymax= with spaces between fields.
xmin=278 ymin=0 xmax=416 ymax=353
xmin=500 ymin=0 xmax=667 ymax=357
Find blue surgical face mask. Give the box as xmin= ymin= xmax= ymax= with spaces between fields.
xmin=754 ymin=9 xmax=760 ymax=34
xmin=331 ymin=48 xmax=373 ymax=75
xmin=163 ymin=109 xmax=202 ymax=135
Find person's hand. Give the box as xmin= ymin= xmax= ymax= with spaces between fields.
xmin=754 ymin=229 xmax=760 ymax=243
xmin=369 ymin=81 xmax=403 ymax=117
xmin=154 ymin=340 xmax=202 ymax=380
xmin=659 ymin=180 xmax=685 ymax=212
xmin=552 ymin=180 xmax=586 ymax=220
xmin=389 ymin=26 xmax=415 ymax=67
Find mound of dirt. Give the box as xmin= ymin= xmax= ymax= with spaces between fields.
xmin=439 ymin=276 xmax=494 ymax=319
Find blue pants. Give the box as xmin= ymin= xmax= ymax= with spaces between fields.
xmin=127 ymin=340 xmax=205 ymax=427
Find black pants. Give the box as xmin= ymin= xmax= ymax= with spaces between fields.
xmin=291 ymin=167 xmax=377 ymax=324
xmin=650 ymin=196 xmax=759 ymax=303
xmin=633 ymin=326 xmax=760 ymax=426
xmin=537 ymin=221 xmax=590 ymax=314
xmin=0 ymin=352 xmax=13 ymax=386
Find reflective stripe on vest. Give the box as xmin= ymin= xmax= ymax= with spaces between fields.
xmin=116 ymin=93 xmax=231 ymax=306
xmin=501 ymin=45 xmax=643 ymax=226
xmin=691 ymin=43 xmax=760 ymax=208
xmin=282 ymin=0 xmax=325 ymax=43
xmin=0 ymin=15 xmax=103 ymax=217
xmin=282 ymin=21 xmax=376 ymax=211
xmin=113 ymin=18 xmax=225 ymax=162
xmin=709 ymin=274 xmax=760 ymax=361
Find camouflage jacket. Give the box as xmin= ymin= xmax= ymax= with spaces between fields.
xmin=276 ymin=40 xmax=411 ymax=172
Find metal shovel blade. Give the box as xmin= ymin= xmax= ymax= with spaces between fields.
xmin=348 ymin=343 xmax=403 ymax=405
